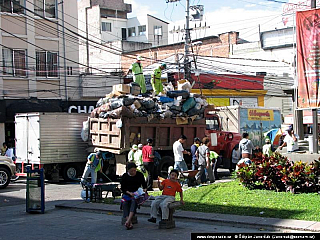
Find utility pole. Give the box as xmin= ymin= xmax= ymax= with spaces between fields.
xmin=60 ymin=1 xmax=68 ymax=101
xmin=166 ymin=0 xmax=192 ymax=81
xmin=311 ymin=0 xmax=318 ymax=153
xmin=184 ymin=0 xmax=191 ymax=81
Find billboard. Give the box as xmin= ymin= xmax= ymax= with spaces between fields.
xmin=296 ymin=9 xmax=320 ymax=108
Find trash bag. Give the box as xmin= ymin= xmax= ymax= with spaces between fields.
xmin=170 ymin=105 xmax=182 ymax=111
xmin=187 ymin=106 xmax=201 ymax=116
xmin=81 ymin=118 xmax=89 ymax=142
xmin=182 ymin=97 xmax=196 ymax=112
xmin=99 ymin=103 xmax=111 ymax=113
xmin=122 ymin=96 xmax=136 ymax=106
xmin=167 ymin=90 xmax=189 ymax=99
xmin=110 ymin=98 xmax=123 ymax=110
xmin=141 ymin=98 xmax=155 ymax=109
xmin=159 ymin=96 xmax=174 ymax=103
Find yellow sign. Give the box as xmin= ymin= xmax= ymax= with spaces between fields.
xmin=207 ymin=98 xmax=229 ymax=107
xmin=248 ymin=109 xmax=274 ymax=121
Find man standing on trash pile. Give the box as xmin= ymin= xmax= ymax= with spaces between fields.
xmin=127 ymin=56 xmax=146 ymax=94
xmin=151 ymin=63 xmax=166 ymax=95
xmin=173 ymin=135 xmax=191 ymax=172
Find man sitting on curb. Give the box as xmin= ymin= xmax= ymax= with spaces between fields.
xmin=148 ymin=169 xmax=184 ymax=224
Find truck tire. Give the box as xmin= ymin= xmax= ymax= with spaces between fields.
xmin=62 ymin=164 xmax=79 ymax=181
xmin=0 ymin=167 xmax=11 ymax=189
xmin=158 ymin=156 xmax=174 ymax=178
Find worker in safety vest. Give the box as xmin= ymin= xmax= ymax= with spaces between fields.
xmin=81 ymin=151 xmax=103 ymax=184
xmin=151 ymin=63 xmax=166 ymax=95
xmin=127 ymin=56 xmax=146 ymax=93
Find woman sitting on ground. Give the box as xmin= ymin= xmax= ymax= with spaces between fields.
xmin=120 ymin=162 xmax=147 ymax=230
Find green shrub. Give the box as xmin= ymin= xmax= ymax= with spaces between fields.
xmin=237 ymin=152 xmax=320 ymax=193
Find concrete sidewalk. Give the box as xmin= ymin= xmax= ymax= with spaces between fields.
xmin=55 ymin=199 xmax=320 ymax=232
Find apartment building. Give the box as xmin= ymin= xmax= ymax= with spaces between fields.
xmin=0 ymin=0 xmax=91 ymax=145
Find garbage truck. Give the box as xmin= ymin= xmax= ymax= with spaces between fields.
xmin=15 ymin=112 xmax=89 ymax=181
xmin=88 ymin=106 xmax=241 ymax=178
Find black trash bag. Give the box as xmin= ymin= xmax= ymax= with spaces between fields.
xmin=122 ymin=96 xmax=136 ymax=106
xmin=110 ymin=98 xmax=124 ymax=110
xmin=141 ymin=98 xmax=155 ymax=109
xmin=187 ymin=107 xmax=201 ymax=116
xmin=167 ymin=90 xmax=189 ymax=99
xmin=170 ymin=105 xmax=182 ymax=111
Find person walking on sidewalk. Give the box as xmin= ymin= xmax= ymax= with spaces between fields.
xmin=142 ymin=139 xmax=155 ymax=191
xmin=120 ymin=162 xmax=147 ymax=230
xmin=195 ymin=137 xmax=214 ymax=184
xmin=148 ymin=169 xmax=184 ymax=224
xmin=81 ymin=151 xmax=103 ymax=184
xmin=151 ymin=63 xmax=167 ymax=95
xmin=127 ymin=56 xmax=146 ymax=94
xmin=173 ymin=135 xmax=191 ymax=172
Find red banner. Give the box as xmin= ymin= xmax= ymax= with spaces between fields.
xmin=296 ymin=9 xmax=320 ymax=108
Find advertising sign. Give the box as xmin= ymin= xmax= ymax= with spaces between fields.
xmin=247 ymin=109 xmax=274 ymax=121
xmin=296 ymin=9 xmax=320 ymax=108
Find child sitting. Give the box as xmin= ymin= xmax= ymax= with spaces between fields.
xmin=148 ymin=169 xmax=184 ymax=223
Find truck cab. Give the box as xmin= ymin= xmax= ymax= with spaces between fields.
xmin=205 ymin=111 xmax=241 ymax=168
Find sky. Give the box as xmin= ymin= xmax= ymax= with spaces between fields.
xmin=124 ymin=0 xmax=317 ymax=42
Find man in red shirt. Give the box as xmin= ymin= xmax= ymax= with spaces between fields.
xmin=148 ymin=169 xmax=184 ymax=223
xmin=142 ymin=138 xmax=154 ymax=191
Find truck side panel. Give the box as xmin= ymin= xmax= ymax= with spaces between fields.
xmin=39 ymin=113 xmax=89 ymax=164
xmin=90 ymin=117 xmax=206 ymax=153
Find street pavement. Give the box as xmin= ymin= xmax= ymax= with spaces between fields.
xmin=1 ymin=176 xmax=320 ymax=240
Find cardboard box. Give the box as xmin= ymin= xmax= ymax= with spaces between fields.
xmin=112 ymin=84 xmax=130 ymax=94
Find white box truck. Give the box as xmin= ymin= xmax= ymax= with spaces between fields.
xmin=15 ymin=112 xmax=89 ymax=181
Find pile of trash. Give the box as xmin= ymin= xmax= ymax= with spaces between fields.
xmin=90 ymin=82 xmax=209 ymax=123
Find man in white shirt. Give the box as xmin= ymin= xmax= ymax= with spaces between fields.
xmin=279 ymin=128 xmax=299 ymax=153
xmin=173 ymin=135 xmax=191 ymax=172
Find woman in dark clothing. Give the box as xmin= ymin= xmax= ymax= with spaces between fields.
xmin=120 ymin=162 xmax=147 ymax=230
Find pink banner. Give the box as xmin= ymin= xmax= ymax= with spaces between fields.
xmin=296 ymin=9 xmax=320 ymax=108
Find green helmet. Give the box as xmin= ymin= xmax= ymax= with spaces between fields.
xmin=161 ymin=63 xmax=167 ymax=69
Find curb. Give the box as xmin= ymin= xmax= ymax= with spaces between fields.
xmin=55 ymin=200 xmax=320 ymax=232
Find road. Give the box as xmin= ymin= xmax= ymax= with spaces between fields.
xmin=0 ymin=179 xmax=313 ymax=240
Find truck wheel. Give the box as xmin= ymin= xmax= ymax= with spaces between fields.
xmin=62 ymin=164 xmax=79 ymax=181
xmin=0 ymin=167 xmax=11 ymax=189
xmin=158 ymin=156 xmax=174 ymax=178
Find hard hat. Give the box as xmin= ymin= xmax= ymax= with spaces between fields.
xmin=147 ymin=138 xmax=153 ymax=143
xmin=137 ymin=56 xmax=142 ymax=61
xmin=161 ymin=63 xmax=167 ymax=69
xmin=132 ymin=144 xmax=138 ymax=150
xmin=138 ymin=144 xmax=143 ymax=148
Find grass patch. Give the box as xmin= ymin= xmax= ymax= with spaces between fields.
xmin=180 ymin=180 xmax=320 ymax=221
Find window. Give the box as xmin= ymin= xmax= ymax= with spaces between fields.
xmin=36 ymin=51 xmax=58 ymax=77
xmin=2 ymin=48 xmax=26 ymax=77
xmin=0 ymin=0 xmax=24 ymax=14
xmin=101 ymin=22 xmax=111 ymax=32
xmin=128 ymin=27 xmax=136 ymax=37
xmin=138 ymin=25 xmax=146 ymax=36
xmin=154 ymin=26 xmax=162 ymax=36
xmin=34 ymin=0 xmax=56 ymax=18
xmin=206 ymin=117 xmax=220 ymax=131
xmin=67 ymin=66 xmax=72 ymax=75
